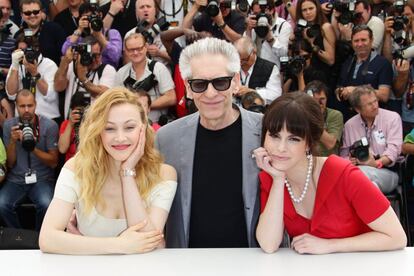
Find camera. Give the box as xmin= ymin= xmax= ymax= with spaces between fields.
xmin=88 ymin=0 xmax=102 ymax=32
xmin=305 ymin=23 xmax=321 ymax=38
xmin=279 ymin=55 xmax=306 ymax=75
xmin=392 ymin=15 xmax=409 ymax=32
xmin=394 ymin=0 xmax=407 ymax=14
xmin=18 ymin=120 xmax=36 ymax=152
xmin=247 ymin=103 xmax=266 ymax=113
xmin=349 ymin=137 xmax=369 ymax=162
xmin=392 ymin=45 xmax=414 ymax=59
xmin=238 ymin=0 xmax=250 ymax=12
xmin=123 ymin=74 xmax=158 ymax=93
xmin=72 ymin=43 xmax=93 ymax=66
xmin=333 ymin=0 xmax=361 ymax=25
xmin=206 ymin=0 xmax=220 ymax=17
xmin=135 ymin=17 xmax=170 ymax=44
xmin=23 ymin=29 xmax=39 ymax=64
xmin=255 ymin=0 xmax=272 ymax=38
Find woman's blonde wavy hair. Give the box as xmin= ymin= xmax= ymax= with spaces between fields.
xmin=74 ymin=87 xmax=163 ymax=214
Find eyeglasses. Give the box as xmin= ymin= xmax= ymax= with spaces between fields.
xmin=240 ymin=50 xmax=254 ymax=63
xmin=187 ymin=75 xmax=234 ymax=93
xmin=126 ymin=45 xmax=146 ymax=53
xmin=23 ymin=9 xmax=41 ymax=16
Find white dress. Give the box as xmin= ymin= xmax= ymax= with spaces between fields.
xmin=54 ymin=167 xmax=177 ymax=237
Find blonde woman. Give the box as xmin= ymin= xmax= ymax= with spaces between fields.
xmin=39 ymin=87 xmax=177 ymax=254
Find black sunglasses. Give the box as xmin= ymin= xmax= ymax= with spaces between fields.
xmin=187 ymin=75 xmax=234 ymax=93
xmin=23 ymin=9 xmax=41 ymax=16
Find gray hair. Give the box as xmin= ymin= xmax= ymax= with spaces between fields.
xmin=233 ymin=36 xmax=256 ymax=55
xmin=179 ymin=37 xmax=241 ymax=79
xmin=348 ymin=85 xmax=375 ymax=109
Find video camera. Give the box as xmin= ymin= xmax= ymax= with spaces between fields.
xmin=349 ymin=137 xmax=369 ymax=162
xmin=72 ymin=43 xmax=93 ymax=66
xmin=135 ymin=17 xmax=170 ymax=44
xmin=333 ymin=0 xmax=361 ymax=25
xmin=255 ymin=0 xmax=273 ymax=38
xmin=23 ymin=29 xmax=40 ymax=64
xmin=18 ymin=119 xmax=36 ymax=152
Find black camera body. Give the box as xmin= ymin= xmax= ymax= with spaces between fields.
xmin=135 ymin=17 xmax=170 ymax=44
xmin=23 ymin=29 xmax=40 ymax=64
xmin=279 ymin=55 xmax=306 ymax=75
xmin=255 ymin=1 xmax=272 ymax=38
xmin=350 ymin=137 xmax=370 ymax=162
xmin=72 ymin=43 xmax=93 ymax=66
xmin=333 ymin=0 xmax=360 ymax=25
xmin=305 ymin=23 xmax=321 ymax=39
xmin=124 ymin=74 xmax=158 ymax=93
xmin=392 ymin=15 xmax=409 ymax=32
xmin=88 ymin=13 xmax=103 ymax=32
xmin=18 ymin=120 xmax=36 ymax=152
xmin=206 ymin=0 xmax=220 ymax=17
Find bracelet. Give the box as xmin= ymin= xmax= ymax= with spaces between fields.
xmin=108 ymin=11 xmax=115 ymax=18
xmin=73 ymin=30 xmax=82 ymax=37
xmin=120 ymin=168 xmax=136 ymax=177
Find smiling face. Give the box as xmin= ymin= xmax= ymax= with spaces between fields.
xmin=263 ymin=126 xmax=308 ymax=174
xmin=21 ymin=2 xmax=42 ymax=29
xmin=101 ymin=103 xmax=144 ymax=162
xmin=185 ymin=53 xmax=240 ymax=128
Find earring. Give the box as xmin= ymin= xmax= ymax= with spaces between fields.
xmin=306 ymin=149 xmax=312 ymax=160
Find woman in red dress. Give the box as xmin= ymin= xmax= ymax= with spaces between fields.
xmin=254 ymin=92 xmax=406 ymax=254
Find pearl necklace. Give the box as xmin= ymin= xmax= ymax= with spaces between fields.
xmin=285 ymin=154 xmax=313 ymax=204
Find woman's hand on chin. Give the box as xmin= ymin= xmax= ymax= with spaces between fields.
xmin=121 ymin=125 xmax=146 ymax=170
xmin=253 ymin=147 xmax=286 ymax=180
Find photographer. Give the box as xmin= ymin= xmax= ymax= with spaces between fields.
xmin=0 ymin=89 xmax=58 ymax=230
xmin=335 ymin=25 xmax=392 ymax=121
xmin=182 ymin=0 xmax=245 ymax=42
xmin=124 ymin=0 xmax=171 ymax=66
xmin=233 ymin=36 xmax=282 ymax=104
xmin=101 ymin=0 xmax=137 ymax=38
xmin=245 ymin=0 xmax=292 ymax=67
xmin=305 ymin=80 xmax=344 ymax=156
xmin=53 ymin=0 xmax=83 ymax=38
xmin=54 ymin=36 xmax=116 ymax=119
xmin=332 ymin=0 xmax=384 ymax=52
xmin=61 ymin=1 xmax=122 ymax=69
xmin=114 ymin=33 xmax=176 ymax=123
xmin=57 ymin=92 xmax=88 ymax=161
xmin=295 ymin=0 xmax=336 ymax=74
xmin=15 ymin=0 xmax=65 ymax=66
xmin=340 ymin=85 xmax=402 ymax=194
xmin=5 ymin=33 xmax=60 ymax=121
xmin=382 ymin=1 xmax=414 ymax=63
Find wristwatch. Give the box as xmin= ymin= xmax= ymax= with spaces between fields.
xmin=73 ymin=30 xmax=82 ymax=37
xmin=217 ymin=22 xmax=227 ymax=29
xmin=120 ymin=168 xmax=136 ymax=177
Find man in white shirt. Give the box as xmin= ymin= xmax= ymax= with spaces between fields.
xmin=233 ymin=36 xmax=282 ymax=105
xmin=6 ymin=35 xmax=59 ymax=120
xmin=115 ymin=33 xmax=176 ymax=123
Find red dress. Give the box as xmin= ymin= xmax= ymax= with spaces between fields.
xmin=259 ymin=155 xmax=390 ymax=239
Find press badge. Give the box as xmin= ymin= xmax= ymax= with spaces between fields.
xmin=373 ymin=130 xmax=386 ymax=145
xmin=25 ymin=169 xmax=37 ymax=184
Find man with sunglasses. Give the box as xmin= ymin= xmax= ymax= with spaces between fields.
xmin=15 ymin=0 xmax=65 ymax=66
xmin=155 ymin=37 xmax=262 ymax=248
xmin=54 ymin=36 xmax=116 ymax=119
xmin=233 ymin=36 xmax=282 ymax=105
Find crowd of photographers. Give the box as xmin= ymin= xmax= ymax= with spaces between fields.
xmin=0 ymin=0 xmax=412 ymax=230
